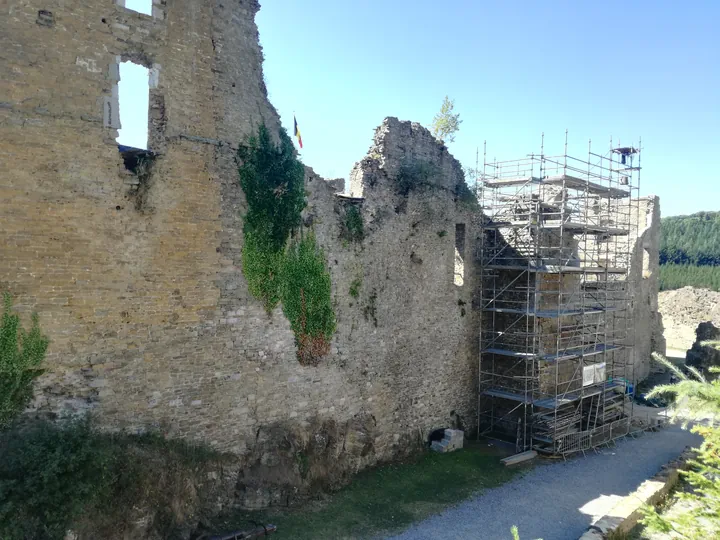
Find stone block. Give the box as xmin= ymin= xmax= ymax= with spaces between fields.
xmin=430 ymin=441 xmax=446 ymax=453
xmin=431 ymin=429 xmax=464 ymax=453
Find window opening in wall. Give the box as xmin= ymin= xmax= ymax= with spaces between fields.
xmin=454 ymin=223 xmax=466 ymax=286
xmin=642 ymin=247 xmax=652 ymax=279
xmin=120 ymin=0 xmax=153 ymax=16
xmin=116 ymin=61 xmax=150 ymax=150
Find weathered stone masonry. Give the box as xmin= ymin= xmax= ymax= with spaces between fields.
xmin=2 ymin=0 xmax=480 ymax=505
xmin=629 ymin=196 xmax=665 ymax=380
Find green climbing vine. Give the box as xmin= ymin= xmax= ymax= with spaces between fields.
xmin=237 ymin=125 xmax=336 ymax=364
xmin=237 ymin=124 xmax=305 ymax=311
xmin=395 ymin=160 xmax=440 ymax=196
xmin=280 ymin=234 xmax=336 ymax=365
xmin=341 ymin=205 xmax=364 ymax=243
xmin=349 ymin=276 xmax=362 ymax=299
xmin=1 ymin=293 xmax=49 ymax=429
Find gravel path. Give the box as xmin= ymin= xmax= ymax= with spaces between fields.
xmin=388 ymin=425 xmax=701 ymax=540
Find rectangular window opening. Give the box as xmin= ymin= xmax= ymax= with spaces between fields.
xmin=642 ymin=247 xmax=652 ymax=279
xmin=454 ymin=223 xmax=466 ymax=287
xmin=116 ymin=61 xmax=150 ymax=151
xmin=118 ymin=0 xmax=153 ymax=16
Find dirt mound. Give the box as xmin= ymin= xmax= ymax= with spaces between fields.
xmin=659 ymin=286 xmax=720 ymax=352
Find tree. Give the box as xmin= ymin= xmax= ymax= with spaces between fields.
xmin=431 ymin=96 xmax=462 ymax=143
xmin=640 ymin=350 xmax=720 ymax=538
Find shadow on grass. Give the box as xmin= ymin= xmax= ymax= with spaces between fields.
xmin=204 ymin=441 xmax=523 ymax=540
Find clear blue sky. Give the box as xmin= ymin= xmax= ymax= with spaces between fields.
xmin=116 ymin=61 xmax=149 ymax=149
xmin=255 ymin=0 xmax=720 ymax=217
xmin=115 ymin=1 xmax=719 ymax=216
xmin=125 ymin=0 xmax=151 ymax=16
xmin=116 ymin=0 xmax=151 ymax=148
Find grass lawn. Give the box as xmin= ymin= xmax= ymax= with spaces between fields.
xmin=206 ymin=440 xmax=523 ymax=540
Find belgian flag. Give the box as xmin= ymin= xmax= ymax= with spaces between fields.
xmin=294 ymin=115 xmax=303 ymax=149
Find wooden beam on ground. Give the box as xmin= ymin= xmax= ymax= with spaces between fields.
xmin=501 ymin=450 xmax=537 ymax=466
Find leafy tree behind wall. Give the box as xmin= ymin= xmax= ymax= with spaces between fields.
xmin=431 ymin=96 xmax=462 ymax=143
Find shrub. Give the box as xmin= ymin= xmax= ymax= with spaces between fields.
xmin=280 ymin=234 xmax=336 ymax=365
xmin=640 ymin=351 xmax=720 ymax=537
xmin=511 ymin=525 xmax=542 ymax=540
xmin=237 ymin=124 xmax=305 ymax=310
xmin=395 ymin=160 xmax=439 ymax=196
xmin=341 ymin=206 xmax=364 ymax=242
xmin=0 ymin=420 xmax=225 ymax=540
xmin=241 ymin=231 xmax=285 ymax=311
xmin=349 ymin=277 xmax=362 ymax=299
xmin=0 ymin=293 xmax=49 ymax=429
xmin=237 ymin=124 xmax=305 ymax=253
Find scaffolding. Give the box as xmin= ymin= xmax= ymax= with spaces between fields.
xmin=477 ymin=134 xmax=641 ymax=456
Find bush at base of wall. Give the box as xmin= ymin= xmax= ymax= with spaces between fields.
xmin=0 ymin=420 xmax=231 ymax=540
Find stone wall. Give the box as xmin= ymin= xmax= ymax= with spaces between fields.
xmin=627 ymin=196 xmax=665 ymax=380
xmin=574 ymin=195 xmax=664 ymax=382
xmin=1 ymin=0 xmax=478 ymax=506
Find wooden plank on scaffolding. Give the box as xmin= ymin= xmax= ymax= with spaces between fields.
xmin=484 ymin=176 xmax=541 ymax=188
xmin=484 ymin=174 xmax=630 ymax=198
xmin=543 ymin=174 xmax=630 ymax=199
xmin=483 ymin=220 xmax=629 ymax=236
xmin=483 ymin=264 xmax=627 ymax=274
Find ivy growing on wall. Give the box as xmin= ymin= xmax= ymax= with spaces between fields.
xmin=349 ymin=277 xmax=362 ymax=299
xmin=237 ymin=125 xmax=336 ymax=364
xmin=237 ymin=124 xmax=305 ymax=311
xmin=280 ymin=234 xmax=336 ymax=365
xmin=395 ymin=160 xmax=440 ymax=196
xmin=341 ymin=205 xmax=364 ymax=243
xmin=0 ymin=293 xmax=49 ymax=428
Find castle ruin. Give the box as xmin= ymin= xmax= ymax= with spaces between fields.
xmin=1 ymin=0 xmax=663 ymax=505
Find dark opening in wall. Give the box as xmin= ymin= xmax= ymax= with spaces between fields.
xmin=642 ymin=247 xmax=652 ymax=279
xmin=119 ymin=146 xmax=156 ymax=211
xmin=119 ymin=146 xmax=154 ymax=174
xmin=454 ymin=223 xmax=466 ymax=286
xmin=36 ymin=10 xmax=54 ymax=27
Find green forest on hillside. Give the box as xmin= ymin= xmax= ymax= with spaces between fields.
xmin=660 ymin=211 xmax=720 ymax=291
